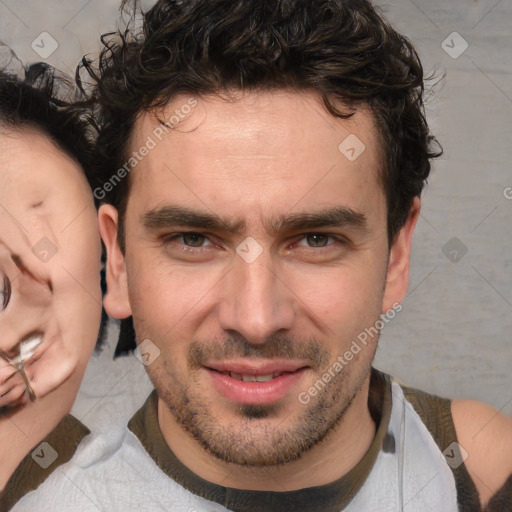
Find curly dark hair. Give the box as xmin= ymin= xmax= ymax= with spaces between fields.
xmin=85 ymin=0 xmax=441 ymax=251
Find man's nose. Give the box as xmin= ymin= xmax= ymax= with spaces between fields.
xmin=217 ymin=248 xmax=295 ymax=345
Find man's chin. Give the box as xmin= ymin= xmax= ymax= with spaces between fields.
xmin=150 ymin=362 xmax=358 ymax=468
xmin=168 ymin=401 xmax=329 ymax=467
xmin=198 ymin=425 xmax=313 ymax=468
xmin=237 ymin=403 xmax=279 ymax=419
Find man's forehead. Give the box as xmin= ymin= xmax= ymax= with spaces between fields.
xmin=125 ymin=90 xmax=384 ymax=220
xmin=130 ymin=90 xmax=380 ymax=159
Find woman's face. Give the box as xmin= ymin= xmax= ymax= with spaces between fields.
xmin=0 ymin=128 xmax=101 ymax=410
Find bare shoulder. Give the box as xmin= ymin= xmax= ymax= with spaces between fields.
xmin=451 ymin=399 xmax=512 ymax=507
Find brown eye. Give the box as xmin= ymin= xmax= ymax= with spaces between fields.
xmin=305 ymin=234 xmax=330 ymax=247
xmin=182 ymin=233 xmax=207 ymax=247
xmin=163 ymin=232 xmax=212 ymax=249
xmin=296 ymin=233 xmax=340 ymax=248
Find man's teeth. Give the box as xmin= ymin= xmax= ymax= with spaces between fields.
xmin=225 ymin=372 xmax=283 ymax=382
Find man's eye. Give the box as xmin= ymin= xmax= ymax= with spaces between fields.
xmin=1 ymin=275 xmax=11 ymax=311
xmin=296 ymin=234 xmax=339 ymax=248
xmin=164 ymin=232 xmax=212 ymax=248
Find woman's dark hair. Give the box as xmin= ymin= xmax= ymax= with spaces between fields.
xmin=0 ymin=60 xmax=97 ymax=189
xmin=0 ymin=57 xmax=108 ymax=350
xmin=85 ymin=0 xmax=442 ymax=251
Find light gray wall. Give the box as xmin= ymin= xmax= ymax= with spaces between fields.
xmin=1 ymin=0 xmax=510 ymax=413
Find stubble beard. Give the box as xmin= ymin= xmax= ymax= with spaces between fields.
xmin=141 ymin=333 xmax=377 ymax=468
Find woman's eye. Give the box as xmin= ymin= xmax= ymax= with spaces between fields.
xmin=1 ymin=275 xmax=11 ymax=311
xmin=296 ymin=234 xmax=339 ymax=248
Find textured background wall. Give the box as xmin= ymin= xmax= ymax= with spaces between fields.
xmin=0 ymin=0 xmax=510 ymax=416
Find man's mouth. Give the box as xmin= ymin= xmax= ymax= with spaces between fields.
xmin=219 ymin=371 xmax=294 ymax=382
xmin=204 ymin=360 xmax=309 ymax=405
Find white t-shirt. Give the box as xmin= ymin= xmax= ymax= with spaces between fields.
xmin=11 ymin=369 xmax=481 ymax=512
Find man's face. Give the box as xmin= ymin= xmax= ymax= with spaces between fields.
xmin=102 ymin=90 xmax=413 ymax=466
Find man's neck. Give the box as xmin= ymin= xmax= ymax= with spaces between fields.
xmin=157 ymin=375 xmax=376 ymax=491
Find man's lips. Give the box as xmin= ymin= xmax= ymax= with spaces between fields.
xmin=205 ymin=359 xmax=309 ymax=375
xmin=204 ymin=359 xmax=310 ymax=405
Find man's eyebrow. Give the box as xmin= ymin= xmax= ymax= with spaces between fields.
xmin=142 ymin=205 xmax=368 ymax=235
xmin=143 ymin=206 xmax=246 ymax=234
xmin=267 ymin=207 xmax=368 ymax=233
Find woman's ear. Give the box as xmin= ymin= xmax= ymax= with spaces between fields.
xmin=97 ymin=204 xmax=132 ymax=319
xmin=382 ymin=197 xmax=421 ymax=313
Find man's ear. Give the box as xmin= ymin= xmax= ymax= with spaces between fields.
xmin=98 ymin=204 xmax=132 ymax=319
xmin=382 ymin=197 xmax=421 ymax=313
